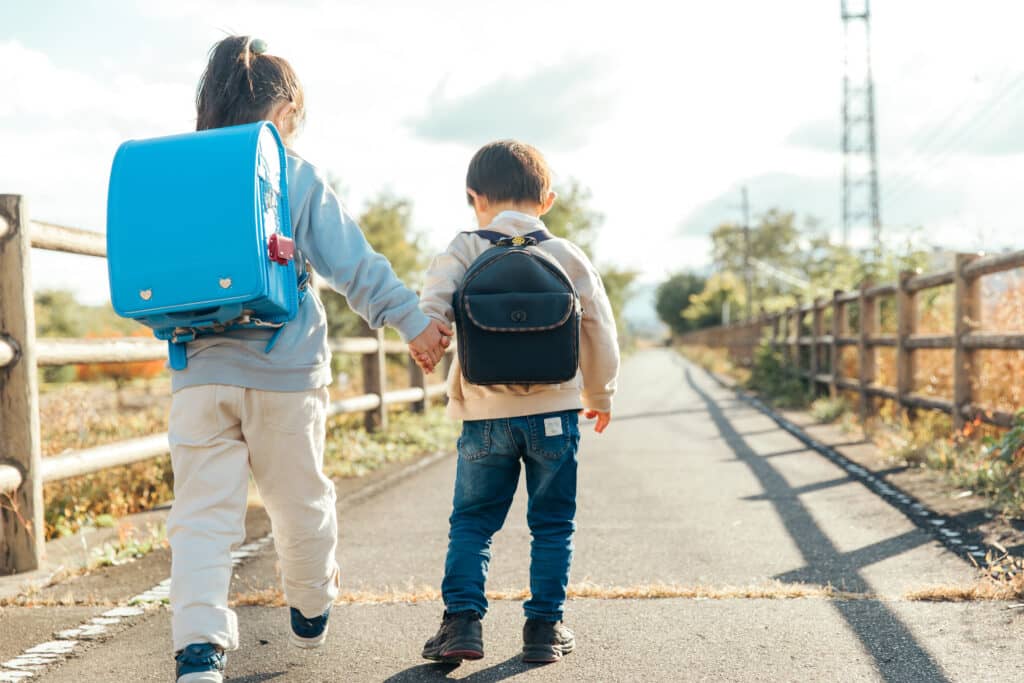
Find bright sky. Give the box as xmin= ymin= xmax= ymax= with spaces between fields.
xmin=3 ymin=0 xmax=1024 ymax=305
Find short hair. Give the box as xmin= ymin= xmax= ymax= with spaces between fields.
xmin=466 ymin=140 xmax=551 ymax=206
xmin=195 ymin=35 xmax=305 ymax=133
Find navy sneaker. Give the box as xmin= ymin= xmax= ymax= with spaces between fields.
xmin=290 ymin=605 xmax=331 ymax=648
xmin=422 ymin=611 xmax=484 ymax=662
xmin=522 ymin=619 xmax=575 ymax=663
xmin=175 ymin=643 xmax=225 ymax=682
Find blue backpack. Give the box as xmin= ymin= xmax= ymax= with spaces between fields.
xmin=453 ymin=229 xmax=581 ymax=385
xmin=106 ymin=121 xmax=306 ymax=370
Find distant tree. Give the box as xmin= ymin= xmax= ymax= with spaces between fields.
xmin=655 ymin=272 xmax=707 ymax=336
xmin=543 ymin=180 xmax=601 ymax=259
xmin=544 ymin=181 xmax=636 ymax=338
xmin=683 ymin=271 xmax=742 ymax=328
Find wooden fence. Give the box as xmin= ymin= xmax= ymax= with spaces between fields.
xmin=679 ymin=250 xmax=1024 ymax=434
xmin=0 ymin=194 xmax=450 ymax=574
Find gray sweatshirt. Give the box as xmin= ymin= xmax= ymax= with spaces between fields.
xmin=170 ymin=152 xmax=431 ymax=393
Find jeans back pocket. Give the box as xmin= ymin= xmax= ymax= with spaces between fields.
xmin=458 ymin=420 xmax=493 ymax=461
xmin=527 ymin=412 xmax=580 ymax=461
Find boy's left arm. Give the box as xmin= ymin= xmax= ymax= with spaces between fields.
xmin=572 ymin=246 xmax=621 ymax=433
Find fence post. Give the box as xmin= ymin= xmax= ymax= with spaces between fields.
xmin=858 ymin=283 xmax=876 ymax=428
xmin=770 ymin=314 xmax=780 ymax=355
xmin=362 ymin=328 xmax=387 ymax=431
xmin=830 ymin=289 xmax=843 ymax=398
xmin=895 ymin=271 xmax=916 ymax=422
xmin=0 ymin=195 xmax=43 ymax=573
xmin=790 ymin=300 xmax=802 ymax=381
xmin=408 ymin=354 xmax=427 ymax=414
xmin=953 ymin=253 xmax=980 ymax=431
xmin=810 ymin=297 xmax=824 ymax=397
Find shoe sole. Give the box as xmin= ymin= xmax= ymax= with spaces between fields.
xmin=522 ymin=641 xmax=575 ymax=664
xmin=422 ymin=644 xmax=485 ymax=663
xmin=176 ymin=672 xmax=224 ymax=683
xmin=289 ymin=624 xmax=329 ymax=649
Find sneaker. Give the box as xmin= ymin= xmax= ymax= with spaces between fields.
xmin=422 ymin=611 xmax=484 ymax=662
xmin=522 ymin=618 xmax=575 ymax=663
xmin=290 ymin=606 xmax=331 ymax=649
xmin=175 ymin=643 xmax=225 ymax=683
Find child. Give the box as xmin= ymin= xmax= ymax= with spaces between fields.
xmin=168 ymin=36 xmax=451 ymax=683
xmin=414 ymin=140 xmax=619 ymax=664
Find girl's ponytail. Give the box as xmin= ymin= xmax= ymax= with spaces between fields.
xmin=195 ymin=35 xmax=305 ymax=135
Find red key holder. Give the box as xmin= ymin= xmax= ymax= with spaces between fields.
xmin=268 ymin=233 xmax=295 ymax=266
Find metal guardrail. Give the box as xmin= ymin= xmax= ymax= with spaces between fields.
xmin=680 ymin=250 xmax=1024 ymax=431
xmin=0 ymin=195 xmax=451 ymax=574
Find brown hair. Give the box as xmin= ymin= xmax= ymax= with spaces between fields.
xmin=195 ymin=35 xmax=305 ymax=134
xmin=466 ymin=140 xmax=551 ymax=206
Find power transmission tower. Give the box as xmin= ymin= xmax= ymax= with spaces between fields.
xmin=840 ymin=0 xmax=882 ymax=258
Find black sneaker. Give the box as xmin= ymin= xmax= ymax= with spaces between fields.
xmin=422 ymin=611 xmax=484 ymax=662
xmin=522 ymin=618 xmax=575 ymax=663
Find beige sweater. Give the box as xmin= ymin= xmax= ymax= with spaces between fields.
xmin=420 ymin=211 xmax=620 ymax=421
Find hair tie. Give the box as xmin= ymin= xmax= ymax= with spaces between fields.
xmin=250 ymin=38 xmax=268 ymax=55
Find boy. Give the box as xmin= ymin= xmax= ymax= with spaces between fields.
xmin=413 ymin=140 xmax=619 ymax=664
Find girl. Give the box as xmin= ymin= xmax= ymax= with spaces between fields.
xmin=169 ymin=36 xmax=450 ymax=683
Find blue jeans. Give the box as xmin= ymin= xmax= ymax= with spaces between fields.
xmin=441 ymin=410 xmax=580 ymax=622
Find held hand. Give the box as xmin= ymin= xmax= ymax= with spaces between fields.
xmin=409 ymin=320 xmax=453 ymax=371
xmin=581 ymin=409 xmax=611 ymax=434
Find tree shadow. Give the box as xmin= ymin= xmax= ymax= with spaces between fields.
xmin=684 ymin=366 xmax=951 ymax=683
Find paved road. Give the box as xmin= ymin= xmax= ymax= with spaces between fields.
xmin=9 ymin=350 xmax=1024 ymax=681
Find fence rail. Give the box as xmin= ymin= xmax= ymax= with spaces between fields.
xmin=680 ymin=249 xmax=1024 ymax=435
xmin=0 ymin=194 xmax=450 ymax=575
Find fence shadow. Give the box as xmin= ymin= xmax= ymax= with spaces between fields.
xmin=683 ymin=366 xmax=950 ymax=683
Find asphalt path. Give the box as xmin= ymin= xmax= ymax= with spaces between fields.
xmin=13 ymin=349 xmax=1024 ymax=682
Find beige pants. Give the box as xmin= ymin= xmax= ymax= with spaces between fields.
xmin=167 ymin=385 xmax=338 ymax=652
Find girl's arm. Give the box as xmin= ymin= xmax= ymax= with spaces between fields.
xmin=294 ymin=178 xmax=431 ymax=343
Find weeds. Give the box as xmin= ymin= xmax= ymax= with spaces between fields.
xmin=89 ymin=522 xmax=167 ymax=568
xmin=810 ymin=396 xmax=848 ymax=424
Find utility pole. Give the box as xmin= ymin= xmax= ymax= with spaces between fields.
xmin=840 ymin=0 xmax=882 ymax=259
xmin=741 ymin=186 xmax=752 ymax=321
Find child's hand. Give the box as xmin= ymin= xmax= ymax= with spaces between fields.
xmin=580 ymin=409 xmax=611 ymax=434
xmin=409 ymin=320 xmax=453 ymax=371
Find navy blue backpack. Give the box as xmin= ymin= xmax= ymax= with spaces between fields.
xmin=453 ymin=229 xmax=581 ymax=385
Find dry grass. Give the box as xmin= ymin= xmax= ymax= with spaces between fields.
xmin=230 ymin=581 xmax=870 ymax=607
xmin=905 ymin=550 xmax=1024 ymax=602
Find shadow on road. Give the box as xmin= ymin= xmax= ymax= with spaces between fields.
xmin=384 ymin=655 xmax=539 ymax=682
xmin=613 ymin=407 xmax=709 ymax=422
xmin=231 ymin=672 xmax=289 ymax=682
xmin=684 ymin=366 xmax=951 ymax=683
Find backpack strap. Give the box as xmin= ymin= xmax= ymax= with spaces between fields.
xmin=469 ymin=228 xmax=556 ymax=246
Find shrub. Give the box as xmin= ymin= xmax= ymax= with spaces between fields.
xmin=746 ymin=342 xmax=808 ymax=409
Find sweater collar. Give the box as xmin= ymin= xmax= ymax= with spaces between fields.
xmin=484 ymin=210 xmax=547 ymax=235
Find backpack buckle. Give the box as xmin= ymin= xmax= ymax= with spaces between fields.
xmin=497 ymin=235 xmax=537 ymax=247
xmin=268 ymin=233 xmax=295 ymax=265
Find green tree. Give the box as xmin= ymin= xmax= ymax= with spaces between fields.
xmin=683 ymin=271 xmax=742 ymax=328
xmin=655 ymin=272 xmax=707 ymax=336
xmin=542 ymin=180 xmax=601 ymax=259
xmin=544 ymin=181 xmax=636 ymax=338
